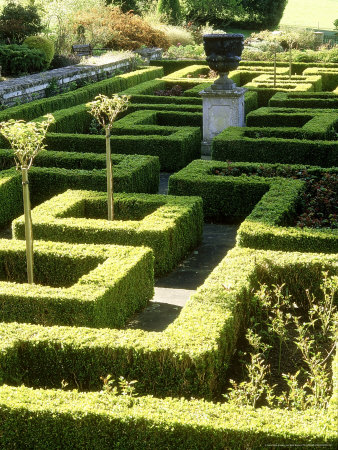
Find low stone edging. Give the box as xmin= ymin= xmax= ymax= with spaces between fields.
xmin=0 ymin=57 xmax=135 ymax=107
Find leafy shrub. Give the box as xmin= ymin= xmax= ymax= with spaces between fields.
xmin=0 ymin=2 xmax=43 ymax=44
xmin=23 ymin=36 xmax=55 ymax=68
xmin=163 ymin=43 xmax=205 ymax=59
xmin=72 ymin=6 xmax=170 ymax=50
xmin=157 ymin=0 xmax=181 ymax=25
xmin=0 ymin=44 xmax=47 ymax=75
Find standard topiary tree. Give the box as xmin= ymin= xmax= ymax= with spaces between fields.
xmin=86 ymin=95 xmax=130 ymax=221
xmin=157 ymin=0 xmax=181 ymax=25
xmin=0 ymin=115 xmax=55 ymax=284
xmin=23 ymin=36 xmax=55 ymax=68
xmin=0 ymin=1 xmax=43 ymax=44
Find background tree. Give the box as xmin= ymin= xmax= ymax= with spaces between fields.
xmin=0 ymin=115 xmax=55 ymax=284
xmin=0 ymin=1 xmax=43 ymax=44
xmin=157 ymin=0 xmax=181 ymax=25
xmin=87 ymin=95 xmax=130 ymax=221
xmin=180 ymin=0 xmax=243 ymax=27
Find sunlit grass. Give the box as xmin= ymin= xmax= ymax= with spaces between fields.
xmin=280 ymin=0 xmax=337 ymax=30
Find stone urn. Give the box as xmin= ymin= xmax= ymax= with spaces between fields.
xmin=203 ymin=33 xmax=244 ymax=90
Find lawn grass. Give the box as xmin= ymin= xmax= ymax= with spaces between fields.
xmin=279 ymin=0 xmax=337 ymax=30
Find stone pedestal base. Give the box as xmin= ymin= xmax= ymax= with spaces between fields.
xmin=200 ymin=87 xmax=246 ymax=155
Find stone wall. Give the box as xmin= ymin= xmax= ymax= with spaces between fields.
xmin=0 ymin=57 xmax=135 ymax=107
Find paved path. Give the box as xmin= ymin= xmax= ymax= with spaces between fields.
xmin=126 ymin=223 xmax=238 ymax=332
xmin=126 ymin=171 xmax=238 ymax=332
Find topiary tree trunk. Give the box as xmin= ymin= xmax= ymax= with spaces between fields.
xmin=87 ymin=94 xmax=130 ymax=221
xmin=0 ymin=114 xmax=55 ymax=284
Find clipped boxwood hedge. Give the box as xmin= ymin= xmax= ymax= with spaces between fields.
xmin=120 ymin=79 xmax=258 ymax=117
xmin=0 ymin=154 xmax=159 ymax=226
xmin=0 ymin=247 xmax=336 ymax=400
xmin=0 ymin=170 xmax=22 ymax=228
xmin=212 ymin=127 xmax=338 ymax=167
xmin=0 ymin=239 xmax=154 ymax=328
xmin=0 ymin=384 xmax=337 ymax=449
xmin=12 ymin=190 xmax=203 ymax=276
xmin=269 ymin=91 xmax=338 ymax=109
xmin=168 ymin=160 xmax=338 ymax=254
xmin=243 ymin=79 xmax=316 ymax=107
xmin=0 ymin=66 xmax=164 ymax=122
xmin=162 ymin=64 xmax=289 ymax=86
xmin=150 ymin=59 xmax=338 ymax=76
xmin=246 ymin=107 xmax=338 ymax=140
xmin=249 ymin=74 xmax=323 ymax=91
xmin=31 ymin=109 xmax=201 ymax=171
xmin=302 ymin=67 xmax=338 ymax=91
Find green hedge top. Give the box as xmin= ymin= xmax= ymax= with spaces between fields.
xmin=168 ymin=159 xmax=338 ymax=254
xmin=303 ymin=67 xmax=338 ymax=91
xmin=269 ymin=91 xmax=338 ymax=108
xmin=212 ymin=126 xmax=338 ymax=167
xmin=150 ymin=59 xmax=338 ymax=76
xmin=0 ymin=154 xmax=160 ymax=226
xmin=0 ymin=247 xmax=336 ymax=401
xmin=0 ymin=384 xmax=337 ymax=448
xmin=0 ymin=66 xmax=164 ymax=122
xmin=0 ymin=238 xmax=154 ymax=328
xmin=246 ymin=107 xmax=338 ymax=140
xmin=12 ymin=190 xmax=204 ymax=276
xmin=249 ymin=74 xmax=323 ymax=91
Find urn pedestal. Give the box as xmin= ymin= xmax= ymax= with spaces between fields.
xmin=200 ymin=87 xmax=246 ymax=155
xmin=200 ymin=33 xmax=246 ymax=155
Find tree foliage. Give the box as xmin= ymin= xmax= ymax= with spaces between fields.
xmin=239 ymin=0 xmax=289 ymax=29
xmin=157 ymin=0 xmax=182 ymax=25
xmin=181 ymin=0 xmax=243 ymax=26
xmin=0 ymin=1 xmax=43 ymax=44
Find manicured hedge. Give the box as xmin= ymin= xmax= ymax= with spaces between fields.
xmin=0 ymin=66 xmax=164 ymax=122
xmin=30 ymin=108 xmax=201 ymax=171
xmin=0 ymin=384 xmax=336 ymax=449
xmin=162 ymin=64 xmax=291 ymax=87
xmin=269 ymin=91 xmax=338 ymax=109
xmin=249 ymin=74 xmax=323 ymax=91
xmin=243 ymin=80 xmax=315 ymax=107
xmin=121 ymin=82 xmax=258 ymax=117
xmin=168 ymin=160 xmax=338 ymax=254
xmin=0 ymin=170 xmax=22 ymax=228
xmin=212 ymin=127 xmax=338 ymax=167
xmin=0 ymin=239 xmax=154 ymax=328
xmin=246 ymin=107 xmax=338 ymax=140
xmin=303 ymin=67 xmax=338 ymax=91
xmin=150 ymin=59 xmax=338 ymax=76
xmin=0 ymin=247 xmax=336 ymax=400
xmin=12 ymin=190 xmax=203 ymax=276
xmin=0 ymin=154 xmax=159 ymax=225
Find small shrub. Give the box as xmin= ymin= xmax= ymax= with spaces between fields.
xmin=72 ymin=6 xmax=170 ymax=51
xmin=0 ymin=44 xmax=47 ymax=75
xmin=23 ymin=36 xmax=55 ymax=68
